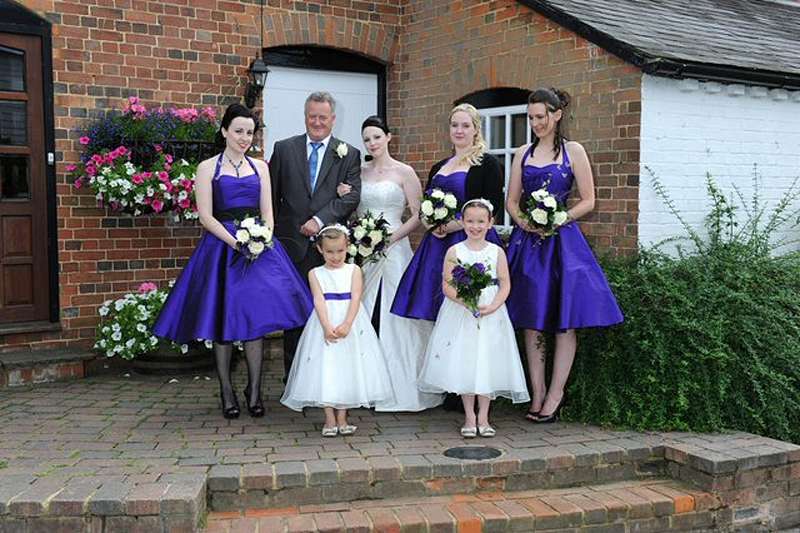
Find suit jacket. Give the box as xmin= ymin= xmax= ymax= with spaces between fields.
xmin=269 ymin=134 xmax=362 ymax=263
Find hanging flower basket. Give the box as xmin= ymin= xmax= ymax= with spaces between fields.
xmin=69 ymin=97 xmax=219 ymax=222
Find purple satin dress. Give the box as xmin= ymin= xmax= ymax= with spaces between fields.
xmin=153 ymin=155 xmax=313 ymax=343
xmin=390 ymin=170 xmax=502 ymax=321
xmin=506 ymin=144 xmax=623 ymax=332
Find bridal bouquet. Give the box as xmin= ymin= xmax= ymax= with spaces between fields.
xmin=420 ymin=188 xmax=458 ymax=229
xmin=234 ymin=216 xmax=274 ymax=261
xmin=449 ymin=259 xmax=495 ymax=319
xmin=347 ymin=211 xmax=392 ymax=266
xmin=521 ymin=185 xmax=569 ymax=237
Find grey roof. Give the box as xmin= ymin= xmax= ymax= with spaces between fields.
xmin=519 ymin=0 xmax=800 ymax=87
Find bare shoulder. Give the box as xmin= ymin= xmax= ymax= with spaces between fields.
xmin=565 ymin=141 xmax=587 ymax=158
xmin=398 ymin=161 xmax=418 ymax=180
xmin=251 ymin=157 xmax=270 ymax=175
xmin=515 ymin=143 xmax=531 ymax=156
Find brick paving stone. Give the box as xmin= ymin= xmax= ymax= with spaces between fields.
xmin=241 ymin=463 xmax=274 ymax=490
xmin=87 ymin=481 xmax=133 ymax=516
xmin=274 ymin=462 xmax=308 ymax=489
xmin=563 ymin=493 xmax=608 ymax=524
xmin=284 ymin=513 xmax=318 ymax=532
xmin=305 ymin=459 xmax=339 ymax=486
xmin=337 ymin=457 xmax=370 ymax=484
xmin=470 ymin=500 xmax=509 ymax=532
xmin=538 ymin=496 xmax=583 ymax=527
xmin=418 ymin=503 xmax=456 ymax=533
xmin=397 ymin=454 xmax=432 ymax=480
xmin=366 ymin=456 xmax=402 ymax=481
xmin=0 ymin=477 xmax=35 ymax=514
xmin=493 ymin=499 xmax=536 ymax=531
xmin=46 ymin=478 xmax=101 ymax=516
xmin=7 ymin=479 xmax=64 ymax=517
xmin=392 ymin=505 xmax=427 ymax=533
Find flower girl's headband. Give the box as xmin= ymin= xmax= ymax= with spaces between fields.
xmin=462 ymin=198 xmax=494 ymax=213
xmin=316 ymin=223 xmax=350 ymax=240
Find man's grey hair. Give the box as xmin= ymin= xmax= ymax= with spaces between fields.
xmin=305 ymin=91 xmax=336 ymax=114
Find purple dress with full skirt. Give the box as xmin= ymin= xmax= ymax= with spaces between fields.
xmin=505 ymin=144 xmax=623 ymax=332
xmin=153 ymin=156 xmax=313 ymax=343
xmin=390 ymin=170 xmax=502 ymax=322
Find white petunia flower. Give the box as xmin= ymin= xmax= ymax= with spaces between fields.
xmin=99 ymin=306 xmax=109 ymax=317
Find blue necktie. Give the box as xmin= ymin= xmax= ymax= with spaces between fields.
xmin=309 ymin=142 xmax=322 ymax=191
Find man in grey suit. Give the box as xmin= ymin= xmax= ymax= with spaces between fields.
xmin=269 ymin=91 xmax=361 ymax=378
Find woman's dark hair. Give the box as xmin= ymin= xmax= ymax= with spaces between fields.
xmin=214 ymin=103 xmax=259 ymax=149
xmin=528 ymin=87 xmax=571 ymax=160
xmin=361 ymin=115 xmax=390 ymax=135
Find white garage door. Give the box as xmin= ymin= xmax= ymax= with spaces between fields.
xmin=262 ymin=66 xmax=379 ymax=160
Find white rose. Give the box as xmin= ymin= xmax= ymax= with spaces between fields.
xmin=433 ymin=207 xmax=449 ymax=220
xmin=240 ymin=217 xmax=256 ymax=228
xmin=421 ymin=200 xmax=434 ymax=216
xmin=531 ymin=208 xmax=548 ymax=225
xmin=353 ymin=227 xmax=367 ymax=240
xmin=336 ymin=142 xmax=348 ymax=158
xmin=553 ymin=210 xmax=569 ymax=226
xmin=248 ymin=225 xmax=264 ymax=238
xmin=235 ymin=229 xmax=250 ymax=243
xmin=358 ymin=244 xmax=373 ymax=257
xmin=347 ymin=244 xmax=358 ymax=256
xmin=543 ymin=196 xmax=557 ymax=209
xmin=368 ymin=230 xmax=384 ymax=244
xmin=531 ymin=189 xmax=548 ymax=202
xmin=248 ymin=241 xmax=265 ymax=256
xmin=443 ymin=194 xmax=457 ymax=209
xmin=430 ymin=189 xmax=445 ymax=199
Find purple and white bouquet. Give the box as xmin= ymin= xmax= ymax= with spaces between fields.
xmin=521 ymin=186 xmax=569 ymax=237
xmin=234 ymin=216 xmax=274 ymax=261
xmin=420 ymin=188 xmax=459 ymax=229
xmin=347 ymin=211 xmax=392 ymax=266
xmin=449 ymin=259 xmax=495 ymax=319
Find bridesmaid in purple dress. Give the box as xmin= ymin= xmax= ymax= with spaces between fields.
xmin=153 ymin=104 xmax=312 ymax=419
xmin=391 ymin=103 xmax=504 ymax=322
xmin=505 ymin=88 xmax=623 ymax=423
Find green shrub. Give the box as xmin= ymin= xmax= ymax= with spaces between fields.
xmin=565 ymin=170 xmax=800 ymax=443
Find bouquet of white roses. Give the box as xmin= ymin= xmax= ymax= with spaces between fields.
xmin=521 ymin=186 xmax=569 ymax=237
xmin=234 ymin=216 xmax=274 ymax=261
xmin=420 ymin=188 xmax=458 ymax=229
xmin=347 ymin=211 xmax=392 ymax=266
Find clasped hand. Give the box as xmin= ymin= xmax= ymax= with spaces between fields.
xmin=324 ymin=322 xmax=352 ymax=344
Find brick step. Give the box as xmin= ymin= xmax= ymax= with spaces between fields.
xmin=203 ymin=478 xmax=726 ymax=532
xmin=0 ymin=348 xmax=94 ymax=388
xmin=207 ymin=436 xmax=665 ymax=513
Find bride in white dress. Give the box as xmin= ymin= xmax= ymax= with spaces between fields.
xmin=338 ymin=116 xmax=443 ymax=412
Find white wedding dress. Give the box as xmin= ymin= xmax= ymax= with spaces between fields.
xmin=358 ymin=180 xmax=443 ymax=412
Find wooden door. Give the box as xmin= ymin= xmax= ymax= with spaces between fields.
xmin=0 ymin=32 xmax=49 ymax=324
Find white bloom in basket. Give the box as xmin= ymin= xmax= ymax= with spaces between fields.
xmin=542 ymin=196 xmax=557 ymax=209
xmin=531 ymin=189 xmax=548 ymax=202
xmin=248 ymin=241 xmax=265 ymax=256
xmin=180 ymin=344 xmax=188 ymax=354
xmin=553 ymin=210 xmax=569 ymax=226
xmin=368 ymin=230 xmax=384 ymax=244
xmin=358 ymin=244 xmax=373 ymax=257
xmin=136 ymin=324 xmax=146 ymax=333
xmin=433 ymin=207 xmax=449 ymax=220
xmin=99 ymin=306 xmax=109 ymax=317
xmin=431 ymin=189 xmax=445 ymax=199
xmin=353 ymin=227 xmax=367 ymax=240
xmin=111 ymin=331 xmax=122 ymax=341
xmin=114 ymin=299 xmax=125 ymax=311
xmin=240 ymin=217 xmax=256 ymax=229
xmin=531 ymin=208 xmax=548 ymax=225
xmin=335 ymin=143 xmax=348 ymax=158
xmin=348 ymin=244 xmax=358 ymax=256
xmin=125 ymin=338 xmax=135 ymax=348
xmin=421 ymin=200 xmax=434 ymax=216
xmin=146 ymin=187 xmax=154 ymax=197
xmin=443 ymin=194 xmax=457 ymax=209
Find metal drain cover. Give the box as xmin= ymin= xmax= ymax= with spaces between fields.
xmin=443 ymin=446 xmax=502 ymax=460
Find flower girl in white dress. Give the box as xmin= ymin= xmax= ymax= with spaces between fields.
xmin=418 ymin=199 xmax=529 ymax=438
xmin=281 ymin=225 xmax=395 ymax=436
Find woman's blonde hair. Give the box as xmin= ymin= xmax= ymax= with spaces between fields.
xmin=449 ymin=103 xmax=486 ymax=167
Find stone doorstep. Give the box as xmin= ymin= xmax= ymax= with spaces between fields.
xmin=0 ymin=476 xmax=206 ymax=532
xmin=203 ymin=478 xmax=725 ymax=533
xmin=0 ymin=348 xmax=95 ymax=388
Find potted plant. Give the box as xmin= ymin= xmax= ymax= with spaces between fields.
xmin=94 ymin=281 xmax=214 ymax=374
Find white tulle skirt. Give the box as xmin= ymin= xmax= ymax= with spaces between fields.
xmin=418 ymin=287 xmax=530 ymax=403
xmin=281 ymin=300 xmax=395 ymax=410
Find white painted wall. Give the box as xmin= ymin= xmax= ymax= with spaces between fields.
xmin=261 ymin=66 xmax=378 ymax=160
xmin=639 ymin=74 xmax=800 ymax=251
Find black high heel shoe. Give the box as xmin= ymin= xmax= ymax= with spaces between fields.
xmin=533 ymin=396 xmax=565 ymax=424
xmin=243 ymin=384 xmax=265 ymax=418
xmin=220 ymin=389 xmax=241 ymax=419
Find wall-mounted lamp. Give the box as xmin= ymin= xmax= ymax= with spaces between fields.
xmin=244 ymin=58 xmax=269 ymax=109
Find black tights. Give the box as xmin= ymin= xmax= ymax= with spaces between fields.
xmin=214 ymin=338 xmax=264 ymax=409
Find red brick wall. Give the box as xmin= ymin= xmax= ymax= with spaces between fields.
xmin=3 ymin=0 xmax=639 ymax=351
xmin=391 ymin=0 xmax=640 ymax=255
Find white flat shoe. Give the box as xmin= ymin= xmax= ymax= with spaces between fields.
xmin=338 ymin=424 xmax=357 ymax=435
xmin=321 ymin=426 xmax=339 ymax=437
xmin=460 ymin=426 xmax=477 ymax=438
xmin=478 ymin=425 xmax=496 ymax=438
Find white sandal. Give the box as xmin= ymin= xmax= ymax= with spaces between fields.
xmin=338 ymin=424 xmax=357 ymax=435
xmin=460 ymin=426 xmax=477 ymax=438
xmin=321 ymin=426 xmax=339 ymax=437
xmin=478 ymin=425 xmax=496 ymax=438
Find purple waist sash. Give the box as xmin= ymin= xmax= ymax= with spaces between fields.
xmin=324 ymin=292 xmax=351 ymax=301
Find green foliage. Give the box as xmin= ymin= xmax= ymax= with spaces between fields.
xmin=566 ymin=169 xmax=800 ymax=443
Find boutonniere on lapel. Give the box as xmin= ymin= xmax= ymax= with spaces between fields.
xmin=335 ymin=142 xmax=348 ymax=159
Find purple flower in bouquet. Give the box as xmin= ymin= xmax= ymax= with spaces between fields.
xmin=448 ymin=259 xmax=494 ymax=319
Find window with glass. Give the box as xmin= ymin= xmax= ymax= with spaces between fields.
xmin=480 ymin=104 xmax=531 ymax=227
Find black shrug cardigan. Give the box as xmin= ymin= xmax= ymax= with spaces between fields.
xmin=427 ymin=153 xmax=504 ymax=224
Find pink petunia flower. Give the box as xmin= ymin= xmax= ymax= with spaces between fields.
xmin=73 ymin=178 xmax=82 ymax=189
xmin=137 ymin=281 xmax=158 ymax=293
xmin=151 ymin=199 xmax=164 ymax=213
xmin=132 ymin=174 xmax=144 ymax=185
xmin=79 ymin=136 xmax=90 ymax=145
xmin=178 ymin=198 xmax=191 ymax=209
xmin=66 ymin=164 xmax=77 ymax=172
